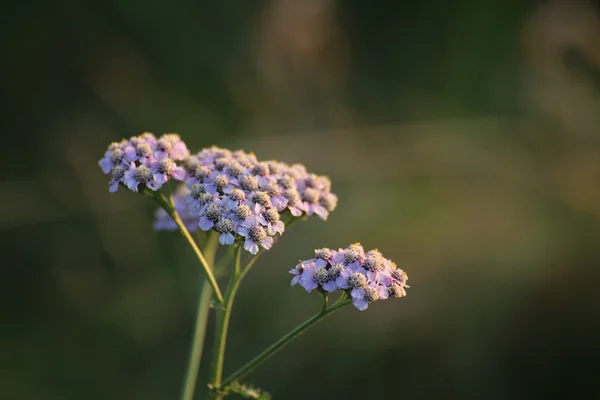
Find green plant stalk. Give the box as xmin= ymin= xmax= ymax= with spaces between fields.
xmin=209 ymin=249 xmax=264 ymax=399
xmin=207 ymin=215 xmax=313 ymax=398
xmin=180 ymin=232 xmax=219 ymax=400
xmin=181 ymin=279 xmax=213 ymax=400
xmin=153 ymin=192 xmax=224 ymax=304
xmin=221 ymin=294 xmax=351 ymax=388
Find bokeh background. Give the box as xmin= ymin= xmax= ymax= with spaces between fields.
xmin=2 ymin=0 xmax=600 ymax=399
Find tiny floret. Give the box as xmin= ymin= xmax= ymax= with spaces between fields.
xmin=302 ymin=188 xmax=319 ymax=204
xmin=328 ymin=263 xmax=344 ymax=280
xmin=234 ymin=205 xmax=252 ymax=220
xmin=215 ymin=218 xmax=234 ymax=233
xmin=312 ymin=267 xmax=329 ymax=285
xmin=391 ymin=268 xmax=408 ymax=285
xmin=225 ymin=161 xmax=244 ymax=177
xmin=363 ymin=286 xmax=379 ymax=303
xmin=388 ymin=283 xmax=407 ymax=298
xmin=229 ymin=189 xmax=246 ymax=202
xmin=264 ymin=208 xmax=280 ymax=223
xmin=158 ymin=158 xmax=176 ymax=174
xmin=252 ymin=162 xmax=270 ymax=176
xmin=251 ymin=191 xmax=270 ymax=206
xmin=363 ymin=255 xmax=384 ymax=272
xmin=190 ymin=183 xmax=206 ymax=198
xmin=249 ymin=225 xmax=267 ymax=243
xmin=315 ymin=248 xmax=333 ymax=260
xmin=205 ymin=203 xmax=223 ymax=222
xmin=348 ymin=272 xmax=367 ymax=288
xmin=239 ymin=174 xmax=259 ymax=191
xmin=213 ymin=174 xmax=229 ymax=190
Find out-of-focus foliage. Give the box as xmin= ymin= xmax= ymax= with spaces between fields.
xmin=1 ymin=0 xmax=600 ymax=399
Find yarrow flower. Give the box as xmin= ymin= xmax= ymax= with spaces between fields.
xmin=178 ymin=146 xmax=338 ymax=254
xmin=290 ymin=243 xmax=409 ymax=310
xmin=99 ymin=132 xmax=188 ymax=192
xmin=101 ymin=134 xmax=338 ymax=255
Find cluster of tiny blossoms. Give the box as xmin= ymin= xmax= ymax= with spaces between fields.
xmin=100 ymin=135 xmax=338 ymax=255
xmin=99 ymin=133 xmax=189 ymax=192
xmin=290 ymin=244 xmax=409 ymax=310
xmin=180 ymin=146 xmax=338 ymax=254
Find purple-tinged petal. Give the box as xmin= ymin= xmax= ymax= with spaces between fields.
xmin=352 ymin=298 xmax=369 ymax=311
xmin=271 ymin=196 xmax=287 ymax=210
xmin=146 ymin=179 xmax=159 ymax=191
xmin=124 ymin=170 xmax=139 ymax=191
xmin=153 ymin=173 xmax=168 ymax=186
xmin=219 ymin=232 xmax=235 ymax=245
xmin=322 ymin=281 xmax=338 ymax=292
xmin=367 ymin=271 xmax=378 ymax=282
xmin=244 ymin=239 xmax=259 ymax=255
xmin=243 ymin=215 xmax=260 ymax=227
xmin=199 ymin=217 xmax=214 ymax=231
xmin=172 ymin=167 xmax=186 ymax=180
xmin=335 ymin=269 xmax=352 ymax=289
xmin=315 ymin=259 xmax=327 ymax=268
xmin=301 ymin=278 xmax=318 ymax=293
xmin=347 ymin=261 xmax=361 ymax=269
xmin=99 ymin=158 xmax=113 ymax=174
xmin=289 ymin=206 xmax=302 ymax=217
xmin=222 ymin=184 xmax=235 ymax=194
xmin=351 ymin=287 xmax=365 ymax=299
xmin=377 ymin=286 xmax=389 ymax=300
xmin=205 ymin=184 xmax=218 ymax=194
xmin=314 ymin=205 xmax=328 ymax=220
xmin=124 ymin=146 xmax=137 ymax=162
xmin=260 ymin=236 xmax=273 ymax=250
xmin=277 ymin=220 xmax=285 ymax=232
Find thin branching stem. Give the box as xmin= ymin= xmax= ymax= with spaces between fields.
xmin=209 ymin=249 xmax=265 ymax=399
xmin=180 ymin=232 xmax=219 ymax=400
xmin=153 ymin=192 xmax=224 ymax=304
xmin=221 ymin=293 xmax=351 ymax=388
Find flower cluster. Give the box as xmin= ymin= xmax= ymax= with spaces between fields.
xmin=181 ymin=146 xmax=338 ymax=254
xmin=100 ymin=134 xmax=338 ymax=254
xmin=290 ymin=243 xmax=409 ymax=310
xmin=99 ymin=132 xmax=189 ymax=192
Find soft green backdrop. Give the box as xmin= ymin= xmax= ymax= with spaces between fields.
xmin=2 ymin=0 xmax=600 ymax=399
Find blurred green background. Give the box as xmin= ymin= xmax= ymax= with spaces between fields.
xmin=2 ymin=0 xmax=600 ymax=399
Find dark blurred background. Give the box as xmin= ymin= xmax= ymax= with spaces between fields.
xmin=2 ymin=0 xmax=600 ymax=399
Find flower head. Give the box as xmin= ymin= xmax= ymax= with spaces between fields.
xmin=178 ymin=146 xmax=337 ymax=253
xmin=290 ymin=244 xmax=409 ymax=310
xmin=99 ymin=133 xmax=188 ymax=192
xmin=102 ymin=138 xmax=338 ymax=254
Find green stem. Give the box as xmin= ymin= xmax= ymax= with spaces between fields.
xmin=154 ymin=192 xmax=224 ymax=304
xmin=209 ymin=249 xmax=264 ymax=399
xmin=181 ymin=279 xmax=213 ymax=400
xmin=180 ymin=232 xmax=219 ymax=400
xmin=221 ymin=294 xmax=351 ymax=388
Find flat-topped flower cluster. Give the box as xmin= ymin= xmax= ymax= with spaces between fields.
xmin=99 ymin=133 xmax=189 ymax=192
xmin=180 ymin=146 xmax=337 ymax=254
xmin=100 ymin=135 xmax=338 ymax=255
xmin=290 ymin=243 xmax=409 ymax=310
